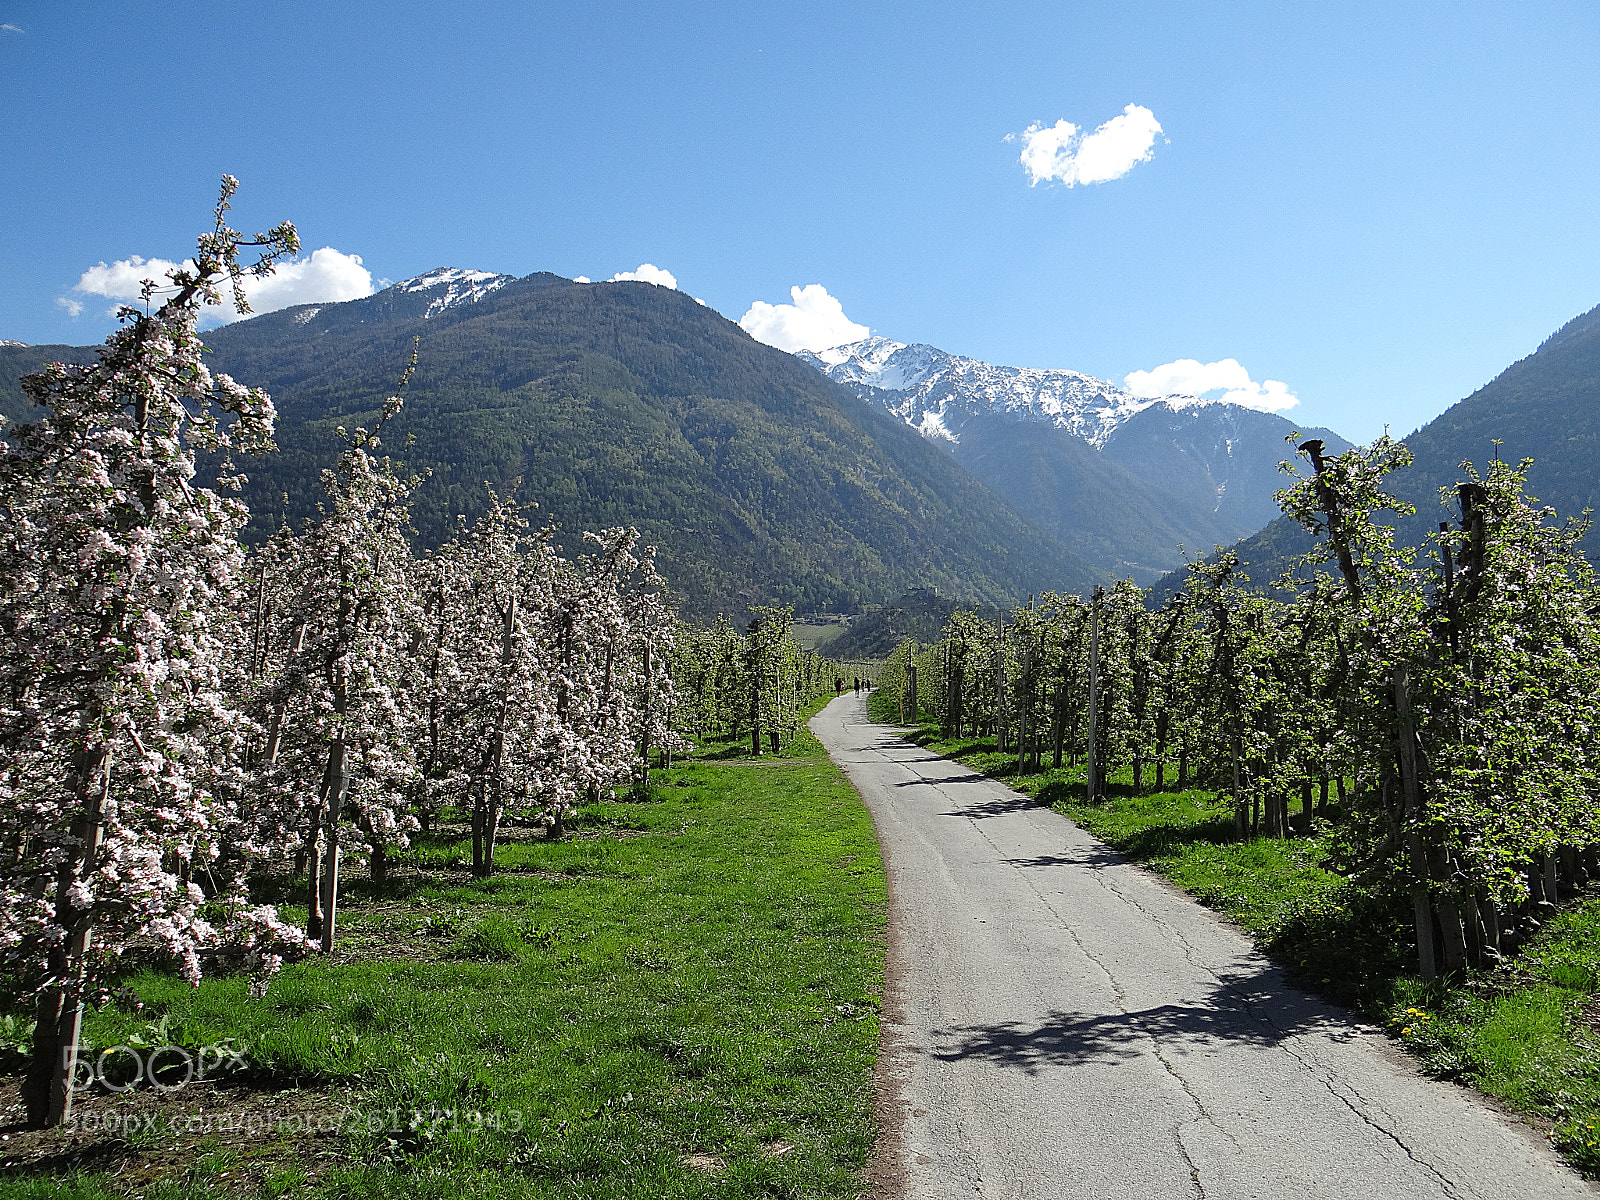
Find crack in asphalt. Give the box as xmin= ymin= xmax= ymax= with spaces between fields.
xmin=1076 ymin=847 xmax=1478 ymax=1198
xmin=815 ymin=706 xmax=1580 ymax=1199
xmin=1067 ymin=827 xmax=1484 ymax=1198
xmin=874 ymin=737 xmax=1242 ymax=1198
xmin=965 ymin=792 xmax=1233 ymax=1200
xmin=1271 ymin=1038 xmax=1473 ymax=1200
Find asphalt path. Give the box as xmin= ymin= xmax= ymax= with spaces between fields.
xmin=810 ymin=692 xmax=1595 ymax=1200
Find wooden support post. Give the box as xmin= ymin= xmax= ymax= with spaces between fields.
xmin=1086 ymin=586 xmax=1102 ymax=801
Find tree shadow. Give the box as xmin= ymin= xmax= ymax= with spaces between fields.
xmin=943 ymin=794 xmax=1036 ymax=819
xmin=698 ymin=743 xmax=760 ymax=761
xmin=1002 ymin=854 xmax=1083 ymax=869
xmin=1111 ymin=818 xmax=1240 ymax=859
xmin=930 ymin=967 xmax=1361 ymax=1076
xmin=0 ymin=1137 xmax=134 ymax=1179
xmin=1003 ymin=842 xmax=1127 ymax=871
xmin=892 ymin=771 xmax=987 ymax=788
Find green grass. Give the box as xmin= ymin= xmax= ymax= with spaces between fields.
xmin=2 ymin=711 xmax=886 ymax=1199
xmin=881 ymin=699 xmax=1600 ymax=1176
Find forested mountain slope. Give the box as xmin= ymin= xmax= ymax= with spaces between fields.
xmin=1152 ymin=301 xmax=1600 ymax=598
xmin=2 ymin=274 xmax=1105 ymax=617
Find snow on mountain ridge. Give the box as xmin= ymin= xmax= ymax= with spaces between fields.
xmin=394 ymin=268 xmax=514 ymax=318
xmin=800 ymin=336 xmax=1228 ymax=449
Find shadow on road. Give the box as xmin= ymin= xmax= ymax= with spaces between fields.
xmin=893 ymin=772 xmax=987 ymax=788
xmin=945 ymin=794 xmax=1037 ymax=819
xmin=1002 ymin=843 xmax=1131 ymax=871
xmin=930 ymin=969 xmax=1361 ymax=1075
xmin=1001 ymin=854 xmax=1082 ymax=869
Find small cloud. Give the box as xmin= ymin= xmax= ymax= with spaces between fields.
xmin=609 ymin=263 xmax=677 ymax=288
xmin=1014 ymin=104 xmax=1163 ymax=188
xmin=55 ymin=296 xmax=83 ymax=318
xmin=738 ymin=284 xmax=868 ymax=353
xmin=69 ymin=247 xmax=375 ymax=325
xmin=1 ymin=24 xmax=23 ymax=34
xmin=572 ymin=275 xmax=592 ymax=284
xmin=1123 ymin=357 xmax=1299 ymax=413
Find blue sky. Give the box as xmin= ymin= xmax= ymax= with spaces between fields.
xmin=3 ymin=1 xmax=1598 ymax=443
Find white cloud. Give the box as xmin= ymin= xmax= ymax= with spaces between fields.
xmin=1 ymin=24 xmax=23 ymax=34
xmin=69 ymin=247 xmax=374 ymax=325
xmin=609 ymin=263 xmax=677 ymax=288
xmin=55 ymin=296 xmax=83 ymax=318
xmin=572 ymin=275 xmax=592 ymax=284
xmin=738 ymin=284 xmax=869 ymax=353
xmin=1123 ymin=357 xmax=1299 ymax=413
xmin=75 ymin=254 xmax=188 ymax=302
xmin=1013 ymin=104 xmax=1163 ymax=187
xmin=233 ymin=247 xmax=373 ymax=318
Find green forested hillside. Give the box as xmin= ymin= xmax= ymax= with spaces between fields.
xmin=950 ymin=412 xmax=1239 ymax=582
xmin=0 ymin=342 xmax=96 ymax=424
xmin=4 ymin=277 xmax=1105 ymax=617
xmin=826 ymin=590 xmax=1002 ymax=660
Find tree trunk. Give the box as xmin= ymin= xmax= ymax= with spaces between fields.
xmin=479 ymin=595 xmax=518 ymax=877
xmin=1459 ymin=889 xmax=1485 ymax=968
xmin=316 ymin=735 xmax=350 ymax=952
xmin=1561 ymin=845 xmax=1583 ymax=891
xmin=262 ymin=622 xmax=307 ymax=769
xmin=1435 ymin=892 xmax=1468 ymax=975
xmin=1085 ymin=590 xmax=1101 ymax=800
xmin=484 ymin=803 xmax=502 ymax=874
xmin=640 ymin=641 xmax=653 ymax=790
xmin=1232 ymin=752 xmax=1248 ymax=841
xmin=24 ymin=747 xmax=108 ymax=1128
xmin=1408 ymin=839 xmax=1437 ymax=980
xmin=305 ymin=823 xmax=323 ymax=941
xmin=750 ymin=666 xmax=762 ymax=756
xmin=1525 ymin=860 xmax=1550 ymax=925
xmin=471 ymin=783 xmax=485 ymax=876
xmin=1394 ymin=666 xmax=1439 ymax=976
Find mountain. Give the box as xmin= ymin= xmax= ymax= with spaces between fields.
xmin=799 ymin=337 xmax=1350 ymax=581
xmin=1151 ymin=300 xmax=1600 ymax=598
xmin=824 ymin=589 xmax=1001 ymax=661
xmin=1 ymin=272 xmax=1106 ymax=618
xmin=0 ymin=342 xmax=96 ymax=425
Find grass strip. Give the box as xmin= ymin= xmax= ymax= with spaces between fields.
xmin=0 ymin=713 xmax=886 ymax=1198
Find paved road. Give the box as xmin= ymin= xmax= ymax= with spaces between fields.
xmin=811 ymin=693 xmax=1594 ymax=1200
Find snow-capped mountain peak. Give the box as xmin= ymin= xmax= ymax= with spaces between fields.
xmin=800 ymin=336 xmax=1220 ymax=449
xmin=393 ymin=268 xmax=514 ymax=318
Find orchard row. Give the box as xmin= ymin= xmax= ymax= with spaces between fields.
xmin=0 ymin=188 xmax=838 ymax=1127
xmin=881 ymin=436 xmax=1600 ymax=985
